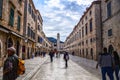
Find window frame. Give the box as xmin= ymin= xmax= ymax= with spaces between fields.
xmin=108 ymin=29 xmax=112 ymax=36
xmin=9 ymin=8 xmax=15 ymax=27
xmin=89 ymin=19 xmax=93 ymax=32
xmin=107 ymin=1 xmax=112 ymax=18
xmin=85 ymin=24 xmax=88 ymax=35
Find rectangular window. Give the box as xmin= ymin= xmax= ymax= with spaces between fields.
xmin=38 ymin=25 xmax=40 ymax=31
xmin=38 ymin=37 xmax=39 ymax=42
xmin=79 ymin=30 xmax=81 ymax=38
xmin=108 ymin=29 xmax=112 ymax=36
xmin=32 ymin=10 xmax=33 ymax=18
xmin=27 ymin=27 xmax=30 ymax=37
xmin=9 ymin=8 xmax=14 ymax=26
xmin=28 ymin=4 xmax=31 ymax=14
xmin=90 ymin=19 xmax=92 ymax=32
xmin=17 ymin=15 xmax=21 ymax=31
xmin=0 ymin=0 xmax=3 ymax=18
xmin=90 ymin=38 xmax=92 ymax=43
xmin=89 ymin=11 xmax=92 ymax=16
xmin=31 ymin=30 xmax=33 ymax=39
xmin=18 ymin=0 xmax=22 ymax=4
xmin=107 ymin=2 xmax=111 ymax=18
xmin=86 ymin=40 xmax=88 ymax=44
xmin=40 ymin=37 xmax=43 ymax=43
xmin=82 ymin=27 xmax=84 ymax=37
xmin=33 ymin=32 xmax=35 ymax=39
xmin=85 ymin=24 xmax=88 ymax=35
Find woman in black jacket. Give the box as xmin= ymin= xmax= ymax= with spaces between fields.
xmin=113 ymin=51 xmax=120 ymax=80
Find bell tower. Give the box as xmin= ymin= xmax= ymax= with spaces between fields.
xmin=57 ymin=33 xmax=60 ymax=51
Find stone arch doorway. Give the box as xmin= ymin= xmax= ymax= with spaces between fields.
xmin=27 ymin=47 xmax=30 ymax=59
xmin=16 ymin=41 xmax=20 ymax=56
xmin=7 ymin=38 xmax=13 ymax=48
xmin=108 ymin=45 xmax=114 ymax=54
xmin=90 ymin=48 xmax=93 ymax=59
xmin=0 ymin=40 xmax=3 ymax=67
xmin=0 ymin=40 xmax=2 ymax=58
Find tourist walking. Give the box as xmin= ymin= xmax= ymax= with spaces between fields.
xmin=112 ymin=51 xmax=120 ymax=80
xmin=63 ymin=52 xmax=69 ymax=68
xmin=49 ymin=50 xmax=54 ymax=62
xmin=3 ymin=47 xmax=19 ymax=80
xmin=119 ymin=71 xmax=120 ymax=80
xmin=97 ymin=47 xmax=114 ymax=80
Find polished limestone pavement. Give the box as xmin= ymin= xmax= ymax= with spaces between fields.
xmin=31 ymin=55 xmax=101 ymax=80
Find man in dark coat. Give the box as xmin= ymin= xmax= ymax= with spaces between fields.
xmin=3 ymin=47 xmax=19 ymax=80
xmin=49 ymin=50 xmax=54 ymax=62
xmin=63 ymin=52 xmax=69 ymax=68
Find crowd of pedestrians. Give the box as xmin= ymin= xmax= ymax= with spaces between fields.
xmin=2 ymin=46 xmax=120 ymax=80
xmin=48 ymin=49 xmax=70 ymax=68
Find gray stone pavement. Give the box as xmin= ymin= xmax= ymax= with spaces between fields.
xmin=69 ymin=55 xmax=101 ymax=79
xmin=0 ymin=55 xmax=49 ymax=80
xmin=31 ymin=55 xmax=101 ymax=80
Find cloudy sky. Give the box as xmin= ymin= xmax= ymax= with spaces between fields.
xmin=33 ymin=0 xmax=95 ymax=42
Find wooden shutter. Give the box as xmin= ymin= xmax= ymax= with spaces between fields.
xmin=17 ymin=16 xmax=21 ymax=31
xmin=9 ymin=8 xmax=14 ymax=26
xmin=0 ymin=0 xmax=3 ymax=18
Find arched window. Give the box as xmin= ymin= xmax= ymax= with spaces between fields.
xmin=7 ymin=38 xmax=13 ymax=47
xmin=108 ymin=45 xmax=114 ymax=54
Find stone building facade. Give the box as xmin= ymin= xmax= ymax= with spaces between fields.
xmin=23 ymin=0 xmax=36 ymax=59
xmin=42 ymin=32 xmax=52 ymax=53
xmin=0 ymin=0 xmax=52 ymax=67
xmin=101 ymin=0 xmax=120 ymax=55
xmin=36 ymin=10 xmax=43 ymax=55
xmin=0 ymin=0 xmax=24 ymax=66
xmin=64 ymin=1 xmax=102 ymax=60
xmin=35 ymin=10 xmax=51 ymax=55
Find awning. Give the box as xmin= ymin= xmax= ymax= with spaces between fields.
xmin=0 ymin=26 xmax=9 ymax=33
xmin=11 ymin=31 xmax=24 ymax=39
xmin=0 ymin=26 xmax=24 ymax=39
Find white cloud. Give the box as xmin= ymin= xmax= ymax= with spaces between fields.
xmin=44 ymin=0 xmax=65 ymax=10
xmin=67 ymin=0 xmax=95 ymax=5
xmin=33 ymin=0 xmax=95 ymax=41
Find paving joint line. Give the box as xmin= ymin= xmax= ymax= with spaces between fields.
xmin=22 ymin=57 xmax=49 ymax=80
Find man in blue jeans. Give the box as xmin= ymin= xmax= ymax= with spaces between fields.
xmin=97 ymin=47 xmax=114 ymax=80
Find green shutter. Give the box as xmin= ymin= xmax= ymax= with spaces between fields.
xmin=17 ymin=16 xmax=21 ymax=31
xmin=9 ymin=8 xmax=14 ymax=26
xmin=0 ymin=0 xmax=3 ymax=18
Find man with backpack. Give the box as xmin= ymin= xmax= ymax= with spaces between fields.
xmin=63 ymin=51 xmax=69 ymax=68
xmin=3 ymin=46 xmax=19 ymax=80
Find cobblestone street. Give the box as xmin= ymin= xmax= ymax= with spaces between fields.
xmin=31 ymin=54 xmax=101 ymax=80
xmin=0 ymin=54 xmax=118 ymax=80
